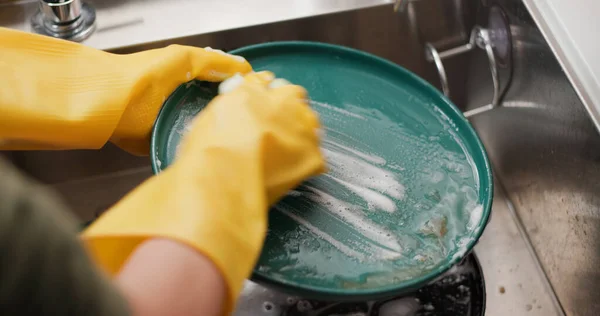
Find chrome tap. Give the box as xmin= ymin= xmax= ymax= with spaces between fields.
xmin=31 ymin=0 xmax=96 ymax=42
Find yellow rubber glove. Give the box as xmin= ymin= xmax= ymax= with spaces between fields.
xmin=83 ymin=72 xmax=326 ymax=313
xmin=0 ymin=28 xmax=251 ymax=155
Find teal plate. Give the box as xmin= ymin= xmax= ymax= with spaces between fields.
xmin=150 ymin=42 xmax=493 ymax=301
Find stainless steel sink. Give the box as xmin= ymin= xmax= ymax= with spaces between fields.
xmin=1 ymin=1 xmax=598 ymax=315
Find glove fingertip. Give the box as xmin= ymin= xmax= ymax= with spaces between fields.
xmin=192 ymin=47 xmax=252 ymax=81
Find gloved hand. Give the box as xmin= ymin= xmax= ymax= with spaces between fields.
xmin=0 ymin=28 xmax=251 ymax=155
xmin=83 ymin=72 xmax=326 ymax=313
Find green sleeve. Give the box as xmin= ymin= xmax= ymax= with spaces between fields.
xmin=0 ymin=157 xmax=130 ymax=316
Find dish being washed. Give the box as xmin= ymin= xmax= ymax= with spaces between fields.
xmin=150 ymin=42 xmax=492 ymax=300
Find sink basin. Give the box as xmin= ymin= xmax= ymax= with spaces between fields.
xmin=4 ymin=1 xmax=594 ymax=315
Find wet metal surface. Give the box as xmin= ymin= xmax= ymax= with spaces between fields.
xmin=467 ymin=1 xmax=600 ymax=315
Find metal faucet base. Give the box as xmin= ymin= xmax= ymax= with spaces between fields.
xmin=31 ymin=2 xmax=96 ymax=42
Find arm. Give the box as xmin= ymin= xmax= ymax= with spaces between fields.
xmin=0 ymin=155 xmax=229 ymax=316
xmin=117 ymin=239 xmax=226 ymax=316
xmin=0 ymin=154 xmax=229 ymax=316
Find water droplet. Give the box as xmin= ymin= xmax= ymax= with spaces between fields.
xmin=263 ymin=301 xmax=274 ymax=312
xmin=424 ymin=303 xmax=435 ymax=311
xmin=297 ymin=300 xmax=313 ymax=312
xmin=286 ymin=297 xmax=298 ymax=305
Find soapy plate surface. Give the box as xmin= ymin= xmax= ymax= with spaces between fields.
xmin=150 ymin=42 xmax=492 ymax=300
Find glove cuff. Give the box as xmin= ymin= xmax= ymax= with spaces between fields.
xmin=82 ymin=165 xmax=269 ymax=314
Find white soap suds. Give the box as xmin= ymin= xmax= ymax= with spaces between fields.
xmin=424 ymin=303 xmax=435 ymax=311
xmin=413 ymin=254 xmax=427 ymax=262
xmin=445 ymin=204 xmax=483 ymax=262
xmin=300 ymin=185 xmax=402 ymax=259
xmin=325 ymin=139 xmax=386 ymax=165
xmin=218 ymin=73 xmax=244 ymax=94
xmin=310 ymin=101 xmax=365 ymax=120
xmin=275 ymin=206 xmax=367 ymax=261
xmin=322 ymin=145 xmax=405 ymax=201
xmin=287 ymin=190 xmax=303 ymax=197
xmin=388 ymin=163 xmax=406 ymax=171
xmin=379 ymin=297 xmax=421 ymax=316
xmin=183 ymin=116 xmax=194 ymax=133
xmin=467 ymin=204 xmax=484 ymax=230
xmin=325 ymin=174 xmax=397 ymax=213
xmin=218 ymin=73 xmax=291 ymax=94
xmin=450 ymin=237 xmax=471 ymax=262
xmin=269 ymin=78 xmax=291 ymax=88
xmin=275 ymin=129 xmax=409 ymax=260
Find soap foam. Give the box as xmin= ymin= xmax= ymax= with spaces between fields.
xmin=322 ymin=145 xmax=405 ymax=201
xmin=310 ymin=100 xmax=366 ymax=120
xmin=325 ymin=174 xmax=397 ymax=213
xmin=325 ymin=139 xmax=386 ymax=165
xmin=467 ymin=205 xmax=484 ymax=230
xmin=274 ymin=122 xmax=411 ymax=261
xmin=275 ymin=205 xmax=367 ymax=261
xmin=301 ymin=186 xmax=402 ymax=259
